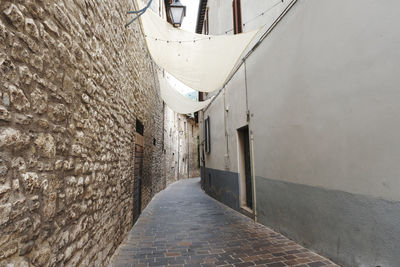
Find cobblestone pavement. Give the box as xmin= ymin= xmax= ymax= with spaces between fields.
xmin=110 ymin=178 xmax=338 ymax=267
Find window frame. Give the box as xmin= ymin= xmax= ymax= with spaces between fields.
xmin=204 ymin=7 xmax=210 ymax=35
xmin=205 ymin=116 xmax=211 ymax=154
xmin=232 ymin=0 xmax=243 ymax=34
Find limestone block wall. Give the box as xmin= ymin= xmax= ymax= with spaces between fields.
xmin=163 ymin=106 xmax=179 ymax=186
xmin=188 ymin=119 xmax=200 ymax=178
xmin=0 ymin=0 xmax=164 ymax=266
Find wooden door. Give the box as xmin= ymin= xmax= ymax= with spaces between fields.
xmin=133 ymin=133 xmax=144 ymax=224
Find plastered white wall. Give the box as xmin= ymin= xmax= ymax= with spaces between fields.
xmin=204 ymin=92 xmax=226 ymax=170
xmin=204 ymin=0 xmax=400 ymax=201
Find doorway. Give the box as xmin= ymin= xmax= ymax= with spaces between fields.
xmin=237 ymin=126 xmax=252 ymax=210
xmin=133 ymin=120 xmax=144 ymax=224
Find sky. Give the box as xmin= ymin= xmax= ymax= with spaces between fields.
xmin=168 ymin=0 xmax=200 ymax=99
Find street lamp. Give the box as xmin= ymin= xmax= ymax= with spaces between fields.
xmin=169 ymin=0 xmax=186 ymax=27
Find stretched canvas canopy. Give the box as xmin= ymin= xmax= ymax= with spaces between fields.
xmin=136 ymin=0 xmax=259 ymax=92
xmin=158 ymin=74 xmax=212 ymax=114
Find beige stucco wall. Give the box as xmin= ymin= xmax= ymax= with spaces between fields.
xmin=247 ymin=0 xmax=400 ymax=201
xmin=203 ymin=92 xmax=226 ymax=170
xmin=201 ymin=1 xmax=400 ymax=265
xmin=203 ymin=65 xmax=248 ymax=173
xmin=203 ymin=0 xmax=400 ymax=202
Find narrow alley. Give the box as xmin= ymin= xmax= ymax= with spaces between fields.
xmin=111 ymin=178 xmax=337 ymax=267
xmin=1 ymin=0 xmax=399 ymax=265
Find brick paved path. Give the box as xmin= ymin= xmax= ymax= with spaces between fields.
xmin=110 ymin=178 xmax=338 ymax=267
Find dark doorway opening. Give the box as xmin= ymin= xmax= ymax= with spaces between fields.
xmin=133 ymin=121 xmax=144 ymax=224
xmin=238 ymin=126 xmax=252 ymax=210
xmin=136 ymin=119 xmax=144 ymax=135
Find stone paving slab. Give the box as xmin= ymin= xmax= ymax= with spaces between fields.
xmin=110 ymin=178 xmax=339 ymax=267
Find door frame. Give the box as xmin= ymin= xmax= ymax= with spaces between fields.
xmin=133 ymin=133 xmax=144 ymax=224
xmin=237 ymin=125 xmax=253 ymax=211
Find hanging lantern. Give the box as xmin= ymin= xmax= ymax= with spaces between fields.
xmin=169 ymin=0 xmax=186 ymax=27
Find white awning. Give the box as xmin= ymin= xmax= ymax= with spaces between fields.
xmin=158 ymin=73 xmax=212 ymax=114
xmin=137 ymin=0 xmax=259 ymax=92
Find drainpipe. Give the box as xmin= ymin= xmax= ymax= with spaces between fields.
xmin=177 ymin=124 xmax=180 ymax=181
xmin=162 ymin=102 xmax=166 ymax=188
xmin=250 ymin=133 xmax=257 ymax=222
xmin=245 ymin=61 xmax=257 ymax=222
xmin=187 ymin=120 xmax=190 ymax=178
xmin=223 ymin=89 xmax=229 ymax=169
xmin=200 ymin=110 xmax=206 ymax=189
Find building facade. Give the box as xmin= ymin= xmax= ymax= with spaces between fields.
xmin=197 ymin=0 xmax=400 ymax=266
xmin=164 ymin=106 xmax=200 ymax=187
xmin=0 ymin=0 xmax=167 ymax=265
xmin=0 ymin=0 xmax=198 ymax=266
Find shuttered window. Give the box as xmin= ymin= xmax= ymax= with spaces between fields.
xmin=232 ymin=0 xmax=243 ymax=34
xmin=204 ymin=8 xmax=209 ymax=35
xmin=205 ymin=116 xmax=211 ymax=153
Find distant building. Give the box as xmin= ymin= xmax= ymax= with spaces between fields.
xmin=197 ymin=0 xmax=400 ymax=266
xmin=164 ymin=105 xmax=200 ymax=186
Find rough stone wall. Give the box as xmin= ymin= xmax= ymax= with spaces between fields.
xmin=145 ymin=93 xmax=165 ymax=208
xmin=151 ymin=104 xmax=166 ymax=197
xmin=188 ymin=119 xmax=200 ymax=178
xmin=0 ymin=0 xmax=164 ymax=266
xmin=164 ymin=106 xmax=200 ymax=186
xmin=164 ymin=106 xmax=178 ymax=186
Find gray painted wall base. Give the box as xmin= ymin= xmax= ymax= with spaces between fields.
xmin=256 ymin=176 xmax=400 ymax=267
xmin=201 ymin=167 xmax=400 ymax=266
xmin=203 ymin=167 xmax=240 ymax=212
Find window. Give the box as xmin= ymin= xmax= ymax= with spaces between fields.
xmin=136 ymin=119 xmax=144 ymax=135
xmin=204 ymin=8 xmax=209 ymax=35
xmin=197 ymin=136 xmax=200 ymax=168
xmin=232 ymin=0 xmax=243 ymax=34
xmin=205 ymin=116 xmax=211 ymax=153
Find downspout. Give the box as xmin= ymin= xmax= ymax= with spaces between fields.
xmin=200 ymin=110 xmax=206 ymax=189
xmin=177 ymin=123 xmax=180 ymax=181
xmin=162 ymin=102 xmax=166 ymax=188
xmin=245 ymin=61 xmax=257 ymax=222
xmin=250 ymin=133 xmax=257 ymax=222
xmin=187 ymin=120 xmax=190 ymax=178
xmin=223 ymin=89 xmax=229 ymax=169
